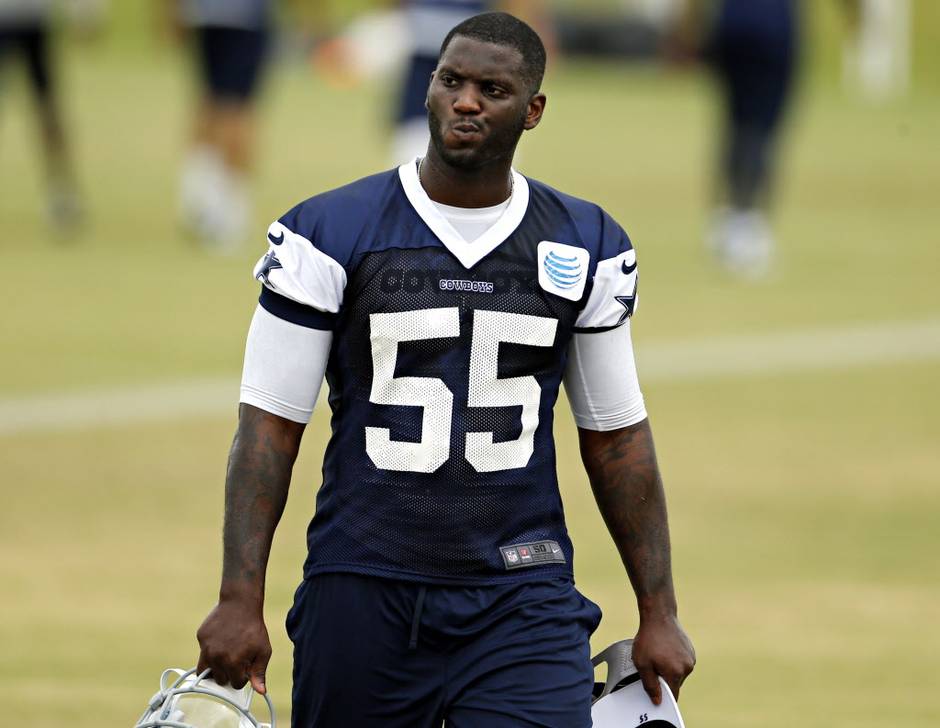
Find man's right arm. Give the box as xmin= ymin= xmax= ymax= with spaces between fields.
xmin=196 ymin=403 xmax=304 ymax=695
xmin=198 ymin=220 xmax=339 ymax=691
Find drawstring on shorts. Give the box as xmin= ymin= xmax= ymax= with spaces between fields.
xmin=408 ymin=585 xmax=427 ymax=650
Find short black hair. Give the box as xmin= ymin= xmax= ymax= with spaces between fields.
xmin=439 ymin=12 xmax=546 ymax=94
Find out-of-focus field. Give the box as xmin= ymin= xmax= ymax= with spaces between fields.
xmin=1 ymin=3 xmax=938 ymax=727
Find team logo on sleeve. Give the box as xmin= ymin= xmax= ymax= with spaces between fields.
xmin=537 ymin=241 xmax=590 ymax=301
xmin=255 ymin=250 xmax=283 ymax=287
xmin=615 ymin=250 xmax=638 ymax=322
xmin=614 ymin=289 xmax=637 ymax=324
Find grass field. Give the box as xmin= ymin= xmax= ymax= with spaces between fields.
xmin=1 ymin=3 xmax=938 ymax=726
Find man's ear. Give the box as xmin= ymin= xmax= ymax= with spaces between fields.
xmin=425 ymin=72 xmax=435 ymax=110
xmin=524 ymin=93 xmax=547 ymax=131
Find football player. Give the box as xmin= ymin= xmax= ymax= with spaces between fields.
xmin=196 ymin=12 xmax=694 ymax=727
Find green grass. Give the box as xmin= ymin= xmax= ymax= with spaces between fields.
xmin=1 ymin=4 xmax=939 ymax=726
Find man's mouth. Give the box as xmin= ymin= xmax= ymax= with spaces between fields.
xmin=450 ymin=121 xmax=482 ymax=138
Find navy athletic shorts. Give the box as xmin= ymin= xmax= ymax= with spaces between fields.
xmin=396 ymin=54 xmax=437 ymax=125
xmin=286 ymin=573 xmax=603 ymax=727
xmin=706 ymin=0 xmax=797 ymax=134
xmin=0 ymin=24 xmax=52 ymax=99
xmin=194 ymin=25 xmax=268 ymax=102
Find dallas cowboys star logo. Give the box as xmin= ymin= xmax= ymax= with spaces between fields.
xmin=614 ymin=270 xmax=638 ymax=324
xmin=256 ymin=250 xmax=283 ymax=287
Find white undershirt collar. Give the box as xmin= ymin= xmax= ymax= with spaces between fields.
xmin=398 ymin=157 xmax=530 ymax=269
xmin=432 ymin=198 xmax=510 ymax=244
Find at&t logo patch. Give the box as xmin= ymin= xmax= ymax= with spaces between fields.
xmin=537 ymin=241 xmax=590 ymax=301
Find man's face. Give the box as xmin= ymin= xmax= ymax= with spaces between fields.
xmin=426 ymin=35 xmax=544 ymax=170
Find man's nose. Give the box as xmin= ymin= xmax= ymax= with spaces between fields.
xmin=453 ymin=85 xmax=482 ymax=113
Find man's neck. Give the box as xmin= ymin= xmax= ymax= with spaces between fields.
xmin=418 ymin=151 xmax=514 ymax=208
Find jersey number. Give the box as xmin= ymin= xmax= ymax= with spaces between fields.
xmin=365 ymin=308 xmax=558 ymax=473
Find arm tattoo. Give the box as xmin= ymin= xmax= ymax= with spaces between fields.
xmin=579 ymin=420 xmax=677 ymax=615
xmin=219 ymin=404 xmax=305 ymax=605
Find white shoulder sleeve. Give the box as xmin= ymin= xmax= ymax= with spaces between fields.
xmin=564 ymin=321 xmax=647 ymax=431
xmin=253 ymin=221 xmax=347 ymax=315
xmin=239 ymin=304 xmax=332 ymax=423
xmin=575 ymin=248 xmax=638 ymax=331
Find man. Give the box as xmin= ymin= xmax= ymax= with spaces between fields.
xmin=670 ymin=0 xmax=798 ymax=278
xmin=171 ymin=0 xmax=273 ymax=250
xmin=0 ymin=0 xmax=88 ymax=231
xmin=196 ymin=12 xmax=694 ymax=727
xmin=706 ymin=0 xmax=798 ymax=277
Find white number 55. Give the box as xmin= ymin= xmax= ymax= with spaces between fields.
xmin=365 ymin=308 xmax=557 ymax=473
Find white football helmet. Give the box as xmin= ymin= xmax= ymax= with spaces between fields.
xmin=591 ymin=640 xmax=686 ymax=728
xmin=134 ymin=668 xmax=276 ymax=728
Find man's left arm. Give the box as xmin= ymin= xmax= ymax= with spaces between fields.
xmin=578 ymin=419 xmax=696 ymax=704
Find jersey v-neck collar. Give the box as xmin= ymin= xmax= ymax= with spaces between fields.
xmin=398 ymin=158 xmax=530 ymax=269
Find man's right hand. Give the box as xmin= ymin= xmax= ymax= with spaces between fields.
xmin=196 ymin=599 xmax=272 ymax=695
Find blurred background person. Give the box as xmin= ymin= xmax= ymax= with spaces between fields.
xmin=841 ymin=0 xmax=910 ymax=101
xmin=170 ymin=0 xmax=274 ymax=252
xmin=668 ymin=0 xmax=799 ymax=279
xmin=0 ymin=0 xmax=100 ymax=232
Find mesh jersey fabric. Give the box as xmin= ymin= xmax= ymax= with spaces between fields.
xmin=255 ymin=166 xmax=638 ymax=584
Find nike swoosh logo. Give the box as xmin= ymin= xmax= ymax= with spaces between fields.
xmin=267 ymin=230 xmax=285 ymax=246
xmin=621 ymin=259 xmax=637 ymax=275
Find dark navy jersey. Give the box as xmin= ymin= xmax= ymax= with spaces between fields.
xmin=254 ymin=163 xmax=638 ymax=584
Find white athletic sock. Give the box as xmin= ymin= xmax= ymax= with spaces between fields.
xmin=707 ymin=206 xmax=774 ymax=279
xmin=200 ymin=166 xmax=251 ymax=253
xmin=179 ymin=145 xmax=223 ymax=233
